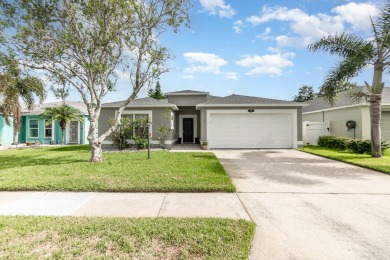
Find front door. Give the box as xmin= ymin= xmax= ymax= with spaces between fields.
xmin=183 ymin=118 xmax=194 ymax=143
xmin=69 ymin=121 xmax=79 ymax=143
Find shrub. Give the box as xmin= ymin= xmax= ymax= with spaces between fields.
xmin=318 ymin=136 xmax=389 ymax=154
xmin=317 ymin=136 xmax=350 ymax=150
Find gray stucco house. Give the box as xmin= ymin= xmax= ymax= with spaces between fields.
xmin=302 ymin=87 xmax=390 ymax=143
xmin=99 ymin=90 xmax=307 ymax=149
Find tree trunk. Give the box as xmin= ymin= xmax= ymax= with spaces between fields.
xmin=61 ymin=128 xmax=65 ymax=146
xmin=88 ymin=114 xmax=104 ymax=162
xmin=90 ymin=142 xmax=104 ymax=162
xmin=370 ymin=94 xmax=382 ymax=158
xmin=13 ymin=130 xmax=18 ymax=144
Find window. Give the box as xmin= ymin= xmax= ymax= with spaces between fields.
xmin=29 ymin=119 xmax=39 ymax=138
xmin=44 ymin=120 xmax=52 ymax=138
xmin=121 ymin=111 xmax=151 ymax=139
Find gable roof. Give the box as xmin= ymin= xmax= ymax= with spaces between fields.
xmin=102 ymin=97 xmax=178 ymax=110
xmin=165 ymin=90 xmax=209 ymax=96
xmin=196 ymin=94 xmax=307 ymax=108
xmin=22 ymin=101 xmax=88 ymax=116
xmin=303 ymin=87 xmax=390 ymax=113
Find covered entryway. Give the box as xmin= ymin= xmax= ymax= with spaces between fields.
xmin=207 ymin=110 xmax=296 ymax=149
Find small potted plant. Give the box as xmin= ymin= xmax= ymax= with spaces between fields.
xmin=201 ymin=140 xmax=208 ymax=150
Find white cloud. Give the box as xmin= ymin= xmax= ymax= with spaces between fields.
xmin=225 ymin=72 xmax=238 ymax=80
xmin=233 ymin=20 xmax=244 ymax=33
xmin=245 ymin=2 xmax=380 ymax=48
xmin=182 ymin=75 xmax=195 ymax=79
xmin=183 ymin=52 xmax=227 ymax=76
xmin=331 ymin=2 xmax=379 ymax=31
xmin=256 ymin=27 xmax=272 ymax=40
xmin=236 ymin=52 xmax=295 ymax=76
xmin=199 ymin=0 xmax=236 ymax=18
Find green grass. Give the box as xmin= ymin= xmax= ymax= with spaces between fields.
xmin=0 ymin=145 xmax=235 ymax=192
xmin=299 ymin=146 xmax=390 ymax=174
xmin=0 ymin=216 xmax=255 ymax=259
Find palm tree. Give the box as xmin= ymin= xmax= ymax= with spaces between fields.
xmin=308 ymin=2 xmax=390 ymax=158
xmin=0 ymin=63 xmax=45 ymax=144
xmin=40 ymin=105 xmax=83 ymax=145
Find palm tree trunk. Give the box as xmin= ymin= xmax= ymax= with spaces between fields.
xmin=61 ymin=128 xmax=64 ymax=146
xmin=13 ymin=130 xmax=18 ymax=144
xmin=370 ymin=93 xmax=382 ymax=157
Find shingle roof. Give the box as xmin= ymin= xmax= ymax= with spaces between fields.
xmin=165 ymin=90 xmax=209 ymax=95
xmin=197 ymin=94 xmax=305 ymax=106
xmin=102 ymin=97 xmax=177 ymax=109
xmin=22 ymin=101 xmax=88 ymax=115
xmin=303 ymin=87 xmax=390 ymax=113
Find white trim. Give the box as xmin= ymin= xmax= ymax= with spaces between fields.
xmin=179 ymin=114 xmax=197 ymax=143
xmin=303 ymin=103 xmax=370 ymax=114
xmin=165 ymin=92 xmax=209 ymax=96
xmin=206 ymin=109 xmax=298 ymax=148
xmin=44 ymin=119 xmax=53 ymax=139
xmin=28 ymin=119 xmax=39 ymax=138
xmin=197 ymin=103 xmax=308 ymax=109
xmin=103 ymin=105 xmax=179 ymax=111
xmin=66 ymin=120 xmax=80 ymax=144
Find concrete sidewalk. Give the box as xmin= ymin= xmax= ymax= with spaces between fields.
xmin=0 ymin=192 xmax=251 ymax=220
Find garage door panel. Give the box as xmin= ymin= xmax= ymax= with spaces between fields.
xmin=208 ymin=113 xmax=293 ymax=148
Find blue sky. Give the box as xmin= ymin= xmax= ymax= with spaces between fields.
xmin=77 ymin=0 xmax=389 ymax=102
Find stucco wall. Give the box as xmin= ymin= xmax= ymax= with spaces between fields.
xmin=382 ymin=111 xmax=390 ymax=143
xmin=99 ymin=107 xmax=176 ymax=143
xmin=303 ymin=106 xmax=366 ymax=139
xmin=167 ymin=95 xmax=207 ymax=106
xmin=175 ymin=106 xmax=201 ymax=141
xmin=0 ymin=115 xmax=14 ymax=145
xmin=199 ymin=106 xmax=303 ymax=143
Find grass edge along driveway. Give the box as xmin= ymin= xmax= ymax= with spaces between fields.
xmin=0 ymin=216 xmax=255 ymax=259
xmin=298 ymin=146 xmax=390 ymax=174
xmin=0 ymin=145 xmax=235 ymax=192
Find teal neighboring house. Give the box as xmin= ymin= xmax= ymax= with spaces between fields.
xmin=0 ymin=114 xmax=14 ymax=145
xmin=0 ymin=101 xmax=90 ymax=146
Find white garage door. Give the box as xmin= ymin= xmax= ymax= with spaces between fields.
xmin=208 ymin=112 xmax=294 ymax=148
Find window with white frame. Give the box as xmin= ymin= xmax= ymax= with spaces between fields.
xmin=170 ymin=112 xmax=175 ymax=130
xmin=29 ymin=119 xmax=39 ymax=138
xmin=44 ymin=120 xmax=52 ymax=138
xmin=121 ymin=111 xmax=151 ymax=138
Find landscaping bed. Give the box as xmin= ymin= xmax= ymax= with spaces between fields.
xmin=0 ymin=145 xmax=235 ymax=192
xmin=0 ymin=216 xmax=255 ymax=259
xmin=299 ymin=146 xmax=390 ymax=174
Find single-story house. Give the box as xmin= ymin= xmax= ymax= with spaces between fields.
xmin=302 ymin=87 xmax=390 ymax=142
xmin=99 ymin=90 xmax=307 ymax=149
xmin=0 ymin=101 xmax=90 ymax=146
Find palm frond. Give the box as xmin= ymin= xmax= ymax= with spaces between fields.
xmin=308 ymin=33 xmax=373 ymax=61
xmin=319 ymin=56 xmax=368 ymax=104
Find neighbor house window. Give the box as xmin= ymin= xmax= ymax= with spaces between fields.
xmin=44 ymin=120 xmax=52 ymax=138
xmin=29 ymin=119 xmax=39 ymax=138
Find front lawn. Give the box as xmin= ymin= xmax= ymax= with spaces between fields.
xmin=0 ymin=216 xmax=255 ymax=259
xmin=0 ymin=146 xmax=235 ymax=192
xmin=299 ymin=146 xmax=390 ymax=174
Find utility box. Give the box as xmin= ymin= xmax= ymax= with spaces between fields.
xmin=303 ymin=121 xmax=330 ymax=145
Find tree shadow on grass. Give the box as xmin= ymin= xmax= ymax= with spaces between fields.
xmin=0 ymin=154 xmax=87 ymax=170
xmin=50 ymin=145 xmax=90 ymax=152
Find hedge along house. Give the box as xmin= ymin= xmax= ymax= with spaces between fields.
xmin=19 ymin=101 xmax=90 ymax=145
xmin=302 ymin=87 xmax=390 ymax=143
xmin=99 ymin=90 xmax=307 ymax=149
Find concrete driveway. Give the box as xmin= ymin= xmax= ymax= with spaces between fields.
xmin=213 ymin=149 xmax=390 ymax=260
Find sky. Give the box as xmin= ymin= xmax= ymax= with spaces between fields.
xmin=56 ymin=0 xmax=389 ymax=102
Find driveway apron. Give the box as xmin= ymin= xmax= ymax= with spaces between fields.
xmin=213 ymin=149 xmax=390 ymax=260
